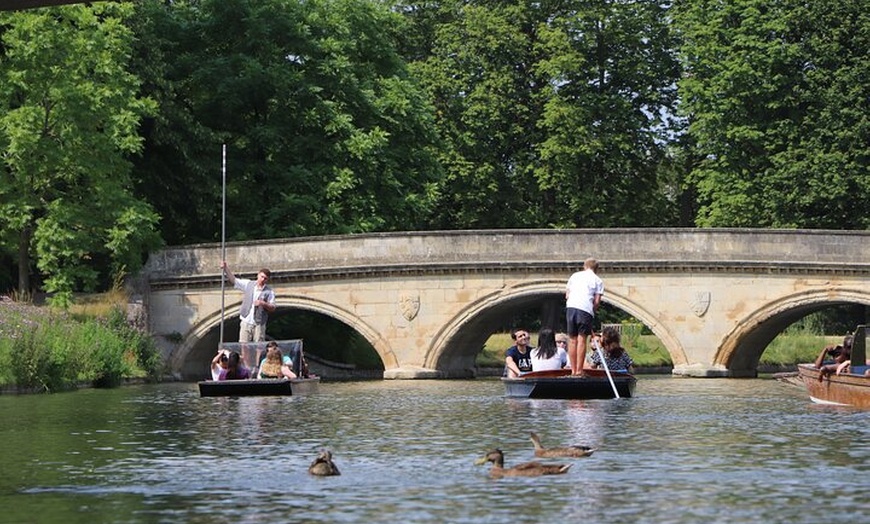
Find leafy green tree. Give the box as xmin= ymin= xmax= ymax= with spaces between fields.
xmin=675 ymin=0 xmax=869 ymax=228
xmin=0 ymin=4 xmax=160 ymax=304
xmin=406 ymin=0 xmax=548 ymax=228
xmin=130 ymin=0 xmax=442 ymax=242
xmin=403 ymin=0 xmax=682 ymax=229
xmin=534 ymin=0 xmax=682 ymax=227
xmin=126 ymin=0 xmax=224 ymax=246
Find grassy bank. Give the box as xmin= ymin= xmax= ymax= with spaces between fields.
xmin=0 ymin=300 xmax=161 ymax=392
xmin=477 ymin=330 xmax=836 ymax=369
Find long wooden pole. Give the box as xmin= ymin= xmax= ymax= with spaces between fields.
xmin=592 ymin=337 xmax=620 ymax=399
xmin=219 ymin=144 xmax=227 ymax=345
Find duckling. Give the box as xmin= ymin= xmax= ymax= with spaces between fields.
xmin=474 ymin=449 xmax=571 ymax=478
xmin=529 ymin=432 xmax=595 ymax=458
xmin=308 ymin=449 xmax=341 ymax=476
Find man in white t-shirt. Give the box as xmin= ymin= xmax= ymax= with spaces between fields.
xmin=565 ymin=258 xmax=604 ymax=376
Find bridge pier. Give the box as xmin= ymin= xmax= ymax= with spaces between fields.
xmin=672 ymin=364 xmax=732 ymax=378
xmin=383 ymin=367 xmax=444 ymax=380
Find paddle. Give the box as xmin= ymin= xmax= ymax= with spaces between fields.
xmin=592 ymin=336 xmax=620 ymax=399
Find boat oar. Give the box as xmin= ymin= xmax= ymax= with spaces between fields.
xmin=592 ymin=337 xmax=620 ymax=399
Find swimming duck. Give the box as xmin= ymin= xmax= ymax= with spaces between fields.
xmin=308 ymin=449 xmax=341 ymax=476
xmin=529 ymin=432 xmax=595 ymax=458
xmin=474 ymin=449 xmax=571 ymax=478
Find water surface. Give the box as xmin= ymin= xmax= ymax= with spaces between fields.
xmin=1 ymin=377 xmax=866 ymax=523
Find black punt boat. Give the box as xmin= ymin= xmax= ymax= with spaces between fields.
xmin=198 ymin=339 xmax=320 ymax=397
xmin=502 ymin=369 xmax=636 ymax=399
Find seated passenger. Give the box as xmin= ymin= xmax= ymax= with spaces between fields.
xmin=210 ymin=348 xmax=229 ymax=381
xmin=814 ymin=335 xmax=852 ymax=381
xmin=219 ymin=351 xmax=251 ymax=380
xmin=589 ymin=326 xmax=634 ymax=373
xmin=257 ymin=342 xmax=297 ymax=379
xmin=531 ymin=328 xmax=568 ymax=372
xmin=504 ymin=328 xmax=534 ymax=377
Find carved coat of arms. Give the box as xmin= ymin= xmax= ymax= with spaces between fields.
xmin=399 ymin=292 xmax=420 ymax=321
xmin=690 ymin=291 xmax=711 ymax=317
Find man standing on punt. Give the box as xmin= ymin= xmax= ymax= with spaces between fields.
xmin=220 ymin=261 xmax=276 ymax=343
xmin=565 ymin=258 xmax=604 ymax=376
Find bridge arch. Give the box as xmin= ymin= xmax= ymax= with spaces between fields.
xmin=271 ymin=293 xmax=398 ymax=369
xmin=603 ymin=290 xmax=689 ymax=367
xmin=426 ymin=280 xmax=561 ymax=376
xmin=715 ymin=287 xmax=870 ymax=376
xmin=169 ymin=294 xmax=397 ymax=378
xmin=425 ymin=279 xmax=689 ymax=376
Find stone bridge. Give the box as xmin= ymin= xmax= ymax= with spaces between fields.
xmin=137 ymin=229 xmax=870 ymax=380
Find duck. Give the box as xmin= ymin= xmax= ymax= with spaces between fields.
xmin=474 ymin=448 xmax=571 ymax=478
xmin=529 ymin=432 xmax=595 ymax=458
xmin=308 ymin=449 xmax=341 ymax=476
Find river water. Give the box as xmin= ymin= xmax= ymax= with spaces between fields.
xmin=0 ymin=377 xmax=866 ymax=524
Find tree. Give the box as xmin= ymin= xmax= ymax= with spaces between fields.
xmin=0 ymin=4 xmax=159 ymax=304
xmin=129 ymin=0 xmax=442 ymax=242
xmin=675 ymin=0 xmax=870 ymax=228
xmin=534 ymin=0 xmax=682 ymax=227
xmin=402 ymin=0 xmax=682 ymax=229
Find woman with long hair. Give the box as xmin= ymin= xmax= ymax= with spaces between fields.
xmin=220 ymin=351 xmax=251 ymax=380
xmin=590 ymin=327 xmax=634 ymax=372
xmin=531 ymin=328 xmax=568 ymax=371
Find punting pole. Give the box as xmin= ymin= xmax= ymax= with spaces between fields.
xmin=593 ymin=337 xmax=620 ymax=399
xmin=219 ymin=144 xmax=227 ymax=346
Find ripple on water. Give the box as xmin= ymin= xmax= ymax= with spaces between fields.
xmin=2 ymin=378 xmax=868 ymax=523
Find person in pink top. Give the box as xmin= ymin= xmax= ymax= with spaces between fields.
xmin=219 ymin=351 xmax=251 ymax=380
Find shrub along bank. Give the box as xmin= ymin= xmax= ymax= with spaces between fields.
xmin=0 ymin=301 xmax=161 ymax=393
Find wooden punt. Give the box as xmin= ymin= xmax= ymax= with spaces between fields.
xmin=795 ymin=364 xmax=870 ymax=408
xmin=198 ymin=377 xmax=320 ymax=397
xmin=502 ymin=369 xmax=636 ymax=399
xmin=198 ymin=339 xmax=320 ymax=397
xmin=795 ymin=325 xmax=868 ymax=408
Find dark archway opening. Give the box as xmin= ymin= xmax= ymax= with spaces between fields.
xmin=181 ymin=307 xmax=384 ymax=381
xmin=733 ymin=303 xmax=868 ymax=376
xmin=434 ymin=292 xmax=672 ymax=377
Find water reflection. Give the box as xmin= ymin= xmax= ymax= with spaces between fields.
xmin=1 ymin=377 xmax=868 ymax=523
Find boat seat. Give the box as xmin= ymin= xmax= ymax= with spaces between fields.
xmin=850 ymin=365 xmax=868 ymax=376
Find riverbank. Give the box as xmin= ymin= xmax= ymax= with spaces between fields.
xmin=0 ymin=299 xmax=160 ymax=392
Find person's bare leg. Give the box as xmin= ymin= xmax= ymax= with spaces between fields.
xmin=568 ymin=335 xmax=579 ymax=374
xmin=576 ymin=334 xmax=587 ymax=377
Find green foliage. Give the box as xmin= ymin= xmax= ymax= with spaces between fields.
xmin=130 ymin=0 xmax=442 ymax=245
xmin=0 ymin=4 xmax=160 ymax=299
xmin=404 ymin=0 xmax=682 ymax=229
xmin=0 ymin=303 xmax=162 ymax=391
xmin=675 ymin=0 xmax=870 ymax=228
xmin=761 ymin=323 xmax=836 ymax=366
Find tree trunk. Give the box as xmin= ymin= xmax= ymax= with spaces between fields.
xmin=17 ymin=226 xmax=31 ymax=294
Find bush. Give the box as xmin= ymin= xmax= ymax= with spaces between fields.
xmin=0 ymin=301 xmax=162 ymax=392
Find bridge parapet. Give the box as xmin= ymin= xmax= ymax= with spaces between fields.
xmin=143 ymin=228 xmax=870 ymax=286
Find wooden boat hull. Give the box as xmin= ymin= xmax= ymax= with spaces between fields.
xmin=502 ymin=369 xmax=636 ymax=399
xmin=796 ymin=364 xmax=870 ymax=408
xmin=198 ymin=377 xmax=320 ymax=397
